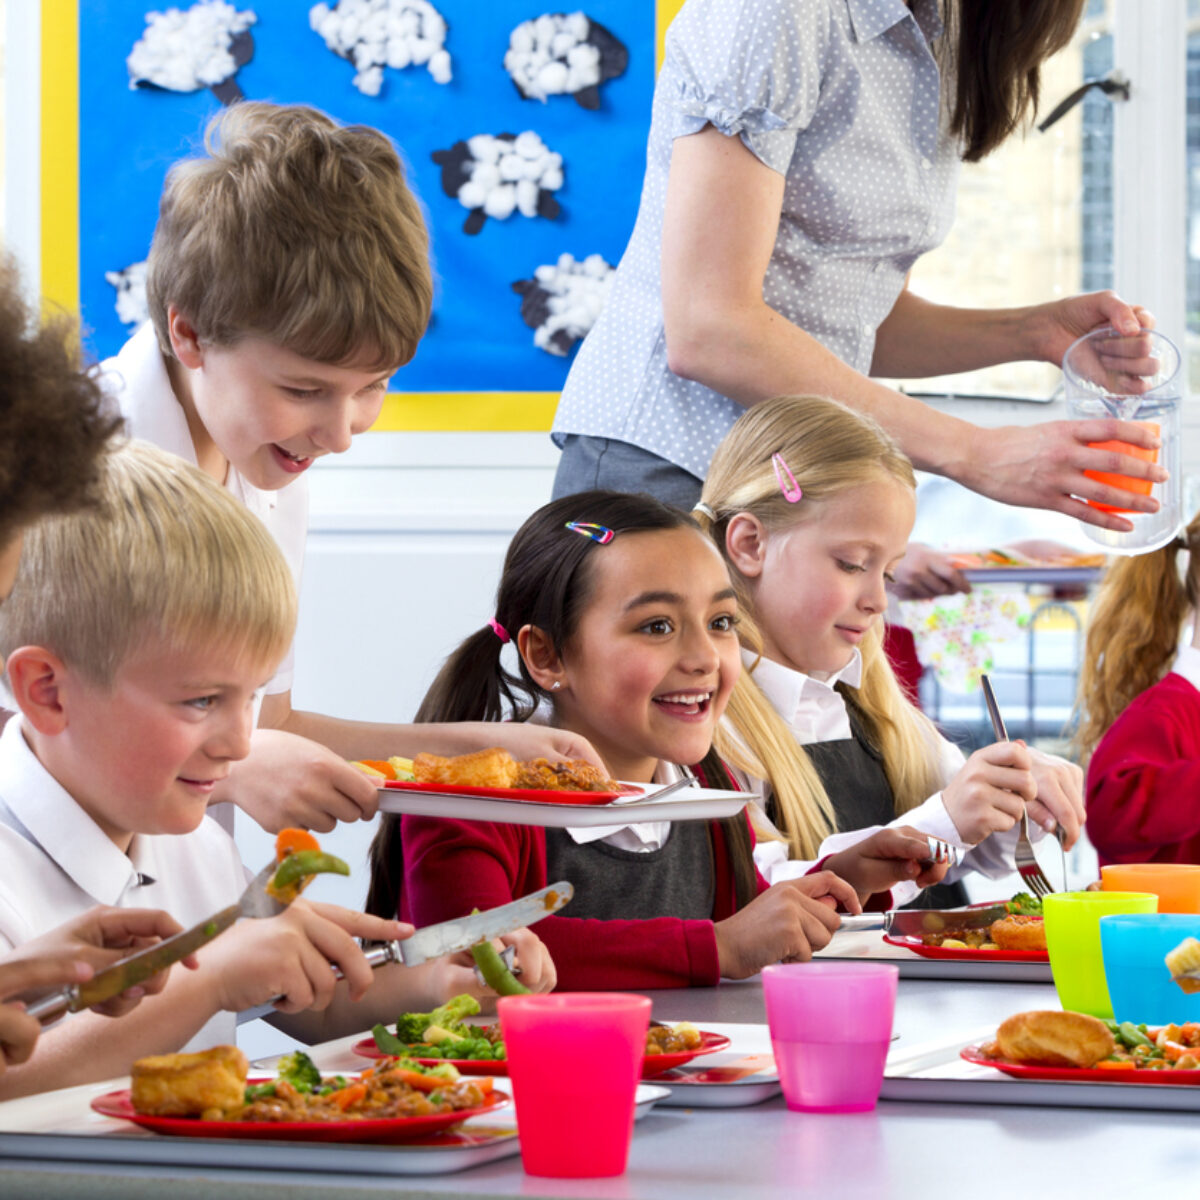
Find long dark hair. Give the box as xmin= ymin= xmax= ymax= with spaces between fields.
xmin=366 ymin=490 xmax=757 ymax=919
xmin=943 ymin=0 xmax=1087 ymax=162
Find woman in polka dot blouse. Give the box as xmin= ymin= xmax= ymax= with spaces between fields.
xmin=552 ymin=0 xmax=1161 ymax=543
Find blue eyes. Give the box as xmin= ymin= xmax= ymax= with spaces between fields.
xmin=186 ymin=696 xmax=218 ymax=711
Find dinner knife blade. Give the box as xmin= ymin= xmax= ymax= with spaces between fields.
xmin=24 ymin=904 xmax=240 ymax=1022
xmin=838 ymin=903 xmax=1011 ymax=937
xmin=396 ymin=881 xmax=574 ymax=967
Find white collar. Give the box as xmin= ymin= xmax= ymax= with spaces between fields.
xmin=1172 ymin=643 xmax=1200 ymax=692
xmin=743 ymin=648 xmax=863 ymax=713
xmin=110 ymin=324 xmax=277 ymax=518
xmin=0 ymin=719 xmax=149 ymax=904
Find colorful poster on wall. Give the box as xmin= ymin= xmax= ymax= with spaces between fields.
xmin=64 ymin=1 xmax=673 ymax=429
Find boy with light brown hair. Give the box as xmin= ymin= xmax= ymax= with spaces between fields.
xmin=0 ymin=439 xmax=554 ymax=1099
xmin=105 ymin=101 xmax=600 ymax=838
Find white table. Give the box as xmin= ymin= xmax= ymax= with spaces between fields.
xmin=3 ymin=973 xmax=1199 ymax=1199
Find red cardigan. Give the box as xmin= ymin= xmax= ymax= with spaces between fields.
xmin=1086 ymin=672 xmax=1200 ymax=866
xmin=399 ymin=811 xmax=770 ymax=990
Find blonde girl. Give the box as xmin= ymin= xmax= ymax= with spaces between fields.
xmin=1075 ymin=516 xmax=1200 ymax=865
xmin=696 ymin=394 xmax=1085 ymax=905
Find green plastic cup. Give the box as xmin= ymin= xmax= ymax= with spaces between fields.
xmin=1043 ymin=890 xmax=1158 ymax=1018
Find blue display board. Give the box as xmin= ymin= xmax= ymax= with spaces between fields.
xmin=77 ymin=1 xmax=654 ymax=396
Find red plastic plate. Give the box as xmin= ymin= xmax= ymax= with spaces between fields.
xmin=352 ymin=1030 xmax=731 ymax=1080
xmin=381 ymin=779 xmax=643 ymax=805
xmin=90 ymin=1085 xmax=508 ymax=1141
xmin=882 ymin=933 xmax=1048 ymax=963
xmin=960 ymin=1043 xmax=1200 ymax=1085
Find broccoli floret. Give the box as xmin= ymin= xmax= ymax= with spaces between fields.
xmin=276 ymin=1050 xmax=322 ymax=1094
xmin=391 ymin=994 xmax=481 ymax=1044
xmin=1006 ymin=892 xmax=1044 ymax=916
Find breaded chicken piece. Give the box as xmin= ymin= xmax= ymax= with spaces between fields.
xmin=989 ymin=915 xmax=1047 ymax=952
xmin=131 ymin=1044 xmax=248 ymax=1118
xmin=412 ymin=747 xmax=519 ymax=789
xmin=993 ymin=1010 xmax=1114 ymax=1068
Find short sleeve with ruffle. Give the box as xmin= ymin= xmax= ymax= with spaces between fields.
xmin=664 ymin=0 xmax=830 ymax=176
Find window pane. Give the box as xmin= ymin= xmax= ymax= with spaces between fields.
xmin=884 ymin=10 xmax=1114 ymax=400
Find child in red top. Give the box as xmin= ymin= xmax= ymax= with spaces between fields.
xmin=368 ymin=491 xmax=863 ymax=989
xmin=1077 ymin=513 xmax=1200 ymax=864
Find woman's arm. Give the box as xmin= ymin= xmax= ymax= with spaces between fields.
xmin=660 ymin=126 xmax=1164 ymax=529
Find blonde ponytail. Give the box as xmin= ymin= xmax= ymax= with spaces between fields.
xmin=1073 ymin=512 xmax=1200 ymax=764
xmin=698 ymin=394 xmax=944 ymax=857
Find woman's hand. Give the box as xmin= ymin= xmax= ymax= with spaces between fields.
xmin=1025 ymin=290 xmax=1154 ymax=368
xmin=959 ymin=418 xmax=1167 ymax=532
xmin=888 ymin=543 xmax=971 ymax=601
xmin=821 ymin=827 xmax=951 ymax=902
xmin=713 ymin=872 xmax=860 ymax=979
xmin=942 ymin=742 xmax=1037 ymax=844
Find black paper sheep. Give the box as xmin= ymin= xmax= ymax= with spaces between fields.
xmin=309 ymin=0 xmax=451 ymax=95
xmin=511 ymin=252 xmax=613 ymax=356
xmin=503 ymin=12 xmax=628 ymax=110
xmin=432 ymin=131 xmax=564 ymax=235
xmin=126 ymin=1 xmax=256 ymax=106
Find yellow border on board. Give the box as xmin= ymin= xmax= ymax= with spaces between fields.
xmin=43 ymin=2 xmax=681 ymax=431
xmin=41 ymin=0 xmax=80 ymax=317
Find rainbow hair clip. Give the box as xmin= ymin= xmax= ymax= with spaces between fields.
xmin=565 ymin=521 xmax=615 ymax=544
xmin=772 ymin=453 xmax=803 ymax=503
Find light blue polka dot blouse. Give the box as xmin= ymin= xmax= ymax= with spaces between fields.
xmin=552 ymin=0 xmax=962 ymax=480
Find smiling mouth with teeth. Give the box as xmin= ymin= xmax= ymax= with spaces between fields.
xmin=652 ymin=691 xmax=713 ymax=716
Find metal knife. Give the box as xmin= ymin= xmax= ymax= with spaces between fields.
xmin=24 ymin=862 xmax=282 ymax=1022
xmin=355 ymin=881 xmax=575 ymax=971
xmin=233 ymin=882 xmax=575 ymax=1021
xmin=838 ymin=903 xmax=1011 ymax=936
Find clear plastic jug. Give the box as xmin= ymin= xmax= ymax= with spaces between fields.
xmin=1062 ymin=324 xmax=1183 ymax=555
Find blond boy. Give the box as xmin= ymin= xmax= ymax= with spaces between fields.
xmin=0 ymin=441 xmax=553 ymax=1099
xmin=105 ymin=101 xmax=599 ymax=836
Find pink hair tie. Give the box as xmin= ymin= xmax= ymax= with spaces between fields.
xmin=488 ymin=618 xmax=511 ymax=644
xmin=772 ymin=452 xmax=803 ymax=503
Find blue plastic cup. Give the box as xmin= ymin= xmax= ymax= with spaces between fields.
xmin=1100 ymin=913 xmax=1200 ymax=1026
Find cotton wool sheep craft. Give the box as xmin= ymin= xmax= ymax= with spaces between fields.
xmin=512 ymin=252 xmax=613 ymax=356
xmin=105 ymin=262 xmax=150 ymax=328
xmin=309 ymin=0 xmax=451 ymax=96
xmin=126 ymin=1 xmax=256 ymax=105
xmin=432 ymin=131 xmax=564 ymax=235
xmin=504 ymin=12 xmax=628 ymax=110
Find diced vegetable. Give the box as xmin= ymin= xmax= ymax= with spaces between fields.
xmin=275 ymin=828 xmax=320 ymax=861
xmin=268 ymin=849 xmax=350 ymax=900
xmin=276 ymin=1050 xmax=322 ymax=1094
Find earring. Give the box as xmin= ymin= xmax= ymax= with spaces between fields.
xmin=551 ymin=680 xmax=561 ymax=691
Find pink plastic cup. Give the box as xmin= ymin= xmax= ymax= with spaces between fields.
xmin=762 ymin=962 xmax=899 ymax=1113
xmin=498 ymin=992 xmax=651 ymax=1178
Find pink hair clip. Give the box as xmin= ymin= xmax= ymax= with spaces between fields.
xmin=487 ymin=618 xmax=511 ymax=644
xmin=772 ymin=453 xmax=803 ymax=503
xmin=565 ymin=521 xmax=615 ymax=544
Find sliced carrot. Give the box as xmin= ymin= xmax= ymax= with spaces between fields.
xmin=330 ymin=1082 xmax=368 ymax=1110
xmin=275 ymin=828 xmax=321 ymax=862
xmin=357 ymin=759 xmax=397 ymax=780
xmin=1095 ymin=1059 xmax=1137 ymax=1070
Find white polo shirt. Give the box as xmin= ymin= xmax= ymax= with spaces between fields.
xmin=0 ymin=718 xmax=248 ymax=1050
xmin=99 ymin=323 xmax=307 ymax=697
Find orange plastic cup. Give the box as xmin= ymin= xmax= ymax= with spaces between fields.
xmin=1100 ymin=863 xmax=1200 ymax=914
xmin=1084 ymin=422 xmax=1158 ymax=513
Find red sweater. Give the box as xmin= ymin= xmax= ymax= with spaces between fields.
xmin=1086 ymin=672 xmax=1200 ymax=865
xmin=399 ymin=811 xmax=770 ymax=990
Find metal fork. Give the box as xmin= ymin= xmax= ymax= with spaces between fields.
xmin=979 ymin=673 xmax=1055 ymax=897
xmin=923 ymin=836 xmax=960 ymax=868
